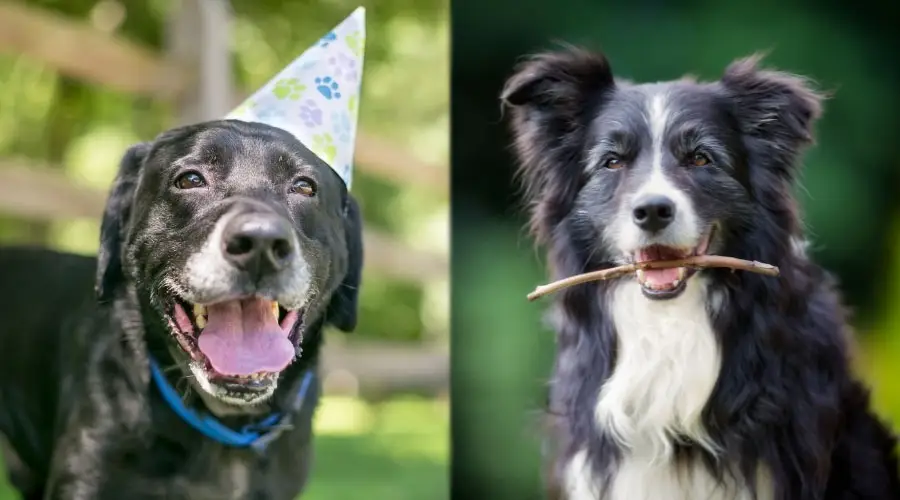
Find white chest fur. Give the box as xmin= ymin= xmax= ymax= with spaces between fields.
xmin=565 ymin=449 xmax=773 ymax=500
xmin=599 ymin=277 xmax=721 ymax=458
xmin=563 ymin=277 xmax=771 ymax=499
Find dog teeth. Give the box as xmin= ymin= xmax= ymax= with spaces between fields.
xmin=272 ymin=302 xmax=280 ymax=319
xmin=677 ymin=267 xmax=687 ymax=280
xmin=636 ymin=269 xmax=646 ymax=283
xmin=193 ymin=304 xmax=207 ymax=329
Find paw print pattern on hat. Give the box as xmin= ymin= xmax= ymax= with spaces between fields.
xmin=272 ymin=78 xmax=306 ymax=100
xmin=226 ymin=7 xmax=366 ymax=189
xmin=315 ymin=76 xmax=342 ymax=100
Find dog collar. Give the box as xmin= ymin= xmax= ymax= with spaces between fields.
xmin=148 ymin=357 xmax=315 ymax=453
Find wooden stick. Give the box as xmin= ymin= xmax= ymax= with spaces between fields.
xmin=527 ymin=255 xmax=779 ymax=301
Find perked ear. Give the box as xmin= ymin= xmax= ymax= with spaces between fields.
xmin=721 ymin=54 xmax=824 ymax=150
xmin=326 ymin=195 xmax=363 ymax=332
xmin=95 ymin=142 xmax=151 ymax=302
xmin=500 ymin=47 xmax=615 ymax=242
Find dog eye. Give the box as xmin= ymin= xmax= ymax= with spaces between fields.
xmin=603 ymin=156 xmax=626 ymax=170
xmin=290 ymin=178 xmax=317 ymax=197
xmin=174 ymin=171 xmax=207 ymax=189
xmin=690 ymin=152 xmax=711 ymax=167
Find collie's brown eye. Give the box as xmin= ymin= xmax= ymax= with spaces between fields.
xmin=690 ymin=152 xmax=711 ymax=167
xmin=290 ymin=177 xmax=317 ymax=197
xmin=174 ymin=171 xmax=207 ymax=189
xmin=604 ymin=157 xmax=625 ymax=170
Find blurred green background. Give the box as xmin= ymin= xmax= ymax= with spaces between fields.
xmin=451 ymin=0 xmax=900 ymax=498
xmin=0 ymin=0 xmax=448 ymax=499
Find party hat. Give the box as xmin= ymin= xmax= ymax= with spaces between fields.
xmin=227 ymin=7 xmax=366 ymax=188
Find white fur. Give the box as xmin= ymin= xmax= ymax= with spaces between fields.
xmin=565 ymin=449 xmax=774 ymax=500
xmin=605 ymin=91 xmax=701 ymax=256
xmin=565 ymin=450 xmax=602 ymax=499
xmin=184 ymin=211 xmax=241 ymax=300
xmin=597 ymin=277 xmax=721 ymax=459
xmin=563 ymin=278 xmax=773 ymax=499
xmin=790 ymin=236 xmax=809 ymax=258
xmin=190 ymin=360 xmax=277 ymax=411
xmin=648 ymin=92 xmax=670 ymax=175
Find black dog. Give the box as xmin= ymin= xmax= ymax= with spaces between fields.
xmin=0 ymin=119 xmax=363 ymax=499
xmin=501 ymin=47 xmax=900 ymax=499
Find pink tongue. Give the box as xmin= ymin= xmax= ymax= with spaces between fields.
xmin=197 ymin=298 xmax=295 ymax=376
xmin=643 ymin=268 xmax=680 ymax=286
xmin=637 ymin=246 xmax=685 ymax=287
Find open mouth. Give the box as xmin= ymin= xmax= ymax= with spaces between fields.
xmin=633 ymin=228 xmax=715 ymax=300
xmin=165 ymin=296 xmax=302 ymax=390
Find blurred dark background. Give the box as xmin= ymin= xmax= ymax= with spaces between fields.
xmin=451 ymin=0 xmax=900 ymax=498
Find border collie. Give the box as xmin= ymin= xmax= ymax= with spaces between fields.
xmin=501 ymin=47 xmax=900 ymax=500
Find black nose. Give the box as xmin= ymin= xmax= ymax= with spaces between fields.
xmin=632 ymin=195 xmax=676 ymax=233
xmin=221 ymin=213 xmax=295 ymax=273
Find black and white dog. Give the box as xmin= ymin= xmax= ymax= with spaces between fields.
xmin=501 ymin=47 xmax=900 ymax=499
xmin=0 ymin=120 xmax=362 ymax=499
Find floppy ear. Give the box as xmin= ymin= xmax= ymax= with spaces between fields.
xmin=502 ymin=46 xmax=613 ymax=95
xmin=95 ymin=142 xmax=151 ymax=302
xmin=500 ymin=47 xmax=616 ymax=242
xmin=720 ymin=54 xmax=824 ymax=177
xmin=326 ymin=195 xmax=363 ymax=332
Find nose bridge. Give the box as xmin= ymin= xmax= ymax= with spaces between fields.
xmin=226 ymin=194 xmax=292 ymax=221
xmin=229 ymin=195 xmax=275 ymax=213
xmin=628 ymin=156 xmax=665 ymax=202
xmin=631 ymin=151 xmax=680 ymax=209
xmin=222 ymin=159 xmax=287 ymax=211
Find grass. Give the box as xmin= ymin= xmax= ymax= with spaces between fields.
xmin=0 ymin=395 xmax=448 ymax=500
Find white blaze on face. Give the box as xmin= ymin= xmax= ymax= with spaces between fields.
xmin=648 ymin=92 xmax=670 ymax=179
xmin=183 ymin=212 xmax=240 ymax=298
xmin=606 ymin=90 xmax=701 ymax=255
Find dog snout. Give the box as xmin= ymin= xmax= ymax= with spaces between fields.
xmin=221 ymin=213 xmax=295 ymax=273
xmin=632 ymin=195 xmax=676 ymax=233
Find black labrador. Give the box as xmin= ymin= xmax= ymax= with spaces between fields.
xmin=0 ymin=119 xmax=363 ymax=499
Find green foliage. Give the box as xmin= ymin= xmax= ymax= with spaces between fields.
xmin=452 ymin=217 xmax=552 ymax=496
xmin=305 ymin=396 xmax=449 ymax=500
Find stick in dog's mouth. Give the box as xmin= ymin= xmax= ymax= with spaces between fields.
xmin=526 ymin=255 xmax=780 ymax=301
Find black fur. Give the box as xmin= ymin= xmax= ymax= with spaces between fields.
xmin=502 ymin=47 xmax=900 ymax=499
xmin=325 ymin=194 xmax=363 ymax=332
xmin=0 ymin=120 xmax=364 ymax=499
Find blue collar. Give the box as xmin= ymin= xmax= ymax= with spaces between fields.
xmin=148 ymin=357 xmax=314 ymax=453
